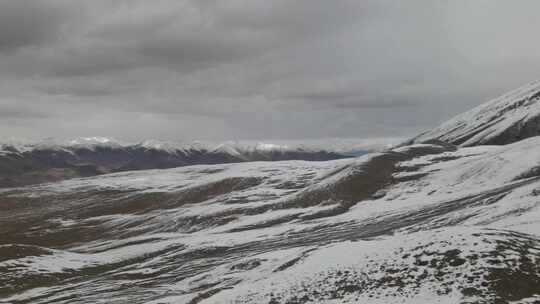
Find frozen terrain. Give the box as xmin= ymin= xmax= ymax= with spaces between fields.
xmin=410 ymin=80 xmax=540 ymax=147
xmin=0 ymin=137 xmax=399 ymax=188
xmin=0 ymin=137 xmax=401 ymax=157
xmin=1 ymin=138 xmax=539 ymax=303
xmin=1 ymin=82 xmax=540 ymax=303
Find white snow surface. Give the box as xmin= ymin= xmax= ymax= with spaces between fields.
xmin=0 ymin=136 xmax=402 ymax=156
xmin=412 ymin=80 xmax=540 ymax=146
xmin=1 ymin=136 xmax=540 ymax=303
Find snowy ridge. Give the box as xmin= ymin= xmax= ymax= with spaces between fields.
xmin=0 ymin=137 xmax=399 ymax=156
xmin=4 ymin=81 xmax=540 ymax=303
xmin=411 ymin=80 xmax=540 ymax=146
xmin=0 ymin=137 xmax=402 ymax=188
xmin=0 ymin=137 xmax=127 ymax=154
xmin=1 ymin=137 xmax=539 ymax=303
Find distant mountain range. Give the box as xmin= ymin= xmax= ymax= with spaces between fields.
xmin=2 ymin=81 xmax=540 ymax=303
xmin=0 ymin=137 xmax=400 ymax=187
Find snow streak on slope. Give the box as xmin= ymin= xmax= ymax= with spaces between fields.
xmin=410 ymin=80 xmax=540 ymax=146
xmin=1 ymin=139 xmax=540 ymax=303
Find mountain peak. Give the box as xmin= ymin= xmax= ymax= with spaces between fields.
xmin=64 ymin=137 xmax=126 ymax=150
xmin=411 ymin=80 xmax=540 ymax=147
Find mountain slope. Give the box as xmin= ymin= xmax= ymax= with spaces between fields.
xmin=409 ymin=80 xmax=540 ymax=146
xmin=1 ymin=138 xmax=539 ymax=303
xmin=3 ymin=82 xmax=540 ymax=303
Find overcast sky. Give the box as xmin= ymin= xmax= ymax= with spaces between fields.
xmin=1 ymin=0 xmax=540 ymax=141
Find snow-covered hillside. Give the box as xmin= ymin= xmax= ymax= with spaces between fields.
xmin=0 ymin=137 xmax=400 ymax=188
xmin=410 ymin=80 xmax=540 ymax=146
xmin=3 ymin=81 xmax=540 ymax=303
xmin=1 ymin=137 xmax=539 ymax=303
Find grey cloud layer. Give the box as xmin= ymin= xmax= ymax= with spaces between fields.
xmin=1 ymin=0 xmax=540 ymax=141
xmin=0 ymin=0 xmax=73 ymax=52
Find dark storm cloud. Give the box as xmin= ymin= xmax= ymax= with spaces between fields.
xmin=41 ymin=0 xmax=365 ymax=77
xmin=0 ymin=0 xmax=75 ymax=52
xmin=0 ymin=108 xmax=45 ymax=119
xmin=0 ymin=103 xmax=50 ymax=119
xmin=1 ymin=1 xmax=540 ymax=140
xmin=37 ymin=82 xmax=133 ymax=97
xmin=284 ymin=89 xmax=421 ymax=109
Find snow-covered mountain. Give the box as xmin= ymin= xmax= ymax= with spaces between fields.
xmin=1 ymin=139 xmax=539 ymax=303
xmin=1 ymin=82 xmax=540 ymax=303
xmin=408 ymin=80 xmax=540 ymax=146
xmin=0 ymin=137 xmax=399 ymax=188
xmin=0 ymin=136 xmax=400 ymax=156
